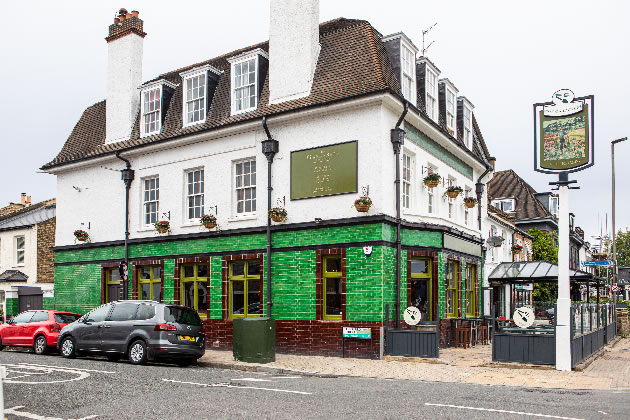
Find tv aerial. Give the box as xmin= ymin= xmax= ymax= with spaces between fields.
xmin=421 ymin=22 xmax=437 ymax=56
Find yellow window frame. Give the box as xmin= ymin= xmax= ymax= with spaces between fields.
xmin=410 ymin=257 xmax=432 ymax=321
xmin=180 ymin=263 xmax=208 ymax=318
xmin=105 ymin=268 xmax=121 ymax=302
xmin=465 ymin=264 xmax=476 ymax=317
xmin=322 ymin=255 xmax=342 ymax=321
xmin=138 ymin=265 xmax=162 ymax=301
xmin=446 ymin=261 xmax=459 ymax=318
xmin=229 ymin=260 xmax=261 ymax=319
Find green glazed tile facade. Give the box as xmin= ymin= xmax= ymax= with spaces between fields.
xmin=53 ymin=264 xmax=101 ymax=314
xmin=437 ymin=252 xmax=446 ymax=319
xmin=5 ymin=298 xmax=18 ymax=317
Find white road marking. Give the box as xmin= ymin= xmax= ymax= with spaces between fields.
xmin=232 ymin=377 xmax=273 ymax=382
xmin=424 ymin=403 xmax=584 ymax=420
xmin=4 ymin=406 xmax=98 ymax=420
xmin=17 ymin=363 xmax=115 ymax=374
xmin=598 ymin=411 xmax=607 ymax=415
xmin=270 ymin=376 xmax=302 ymax=379
xmin=1 ymin=363 xmax=113 ymax=384
xmin=162 ymin=378 xmax=312 ymax=395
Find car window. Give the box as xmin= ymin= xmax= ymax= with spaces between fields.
xmin=110 ymin=303 xmax=138 ymax=321
xmin=86 ymin=305 xmax=111 ymax=322
xmin=11 ymin=312 xmax=35 ymax=324
xmin=30 ymin=311 xmax=49 ymax=322
xmin=54 ymin=313 xmax=82 ymax=323
xmin=164 ymin=306 xmax=202 ymax=326
xmin=134 ymin=304 xmax=156 ymax=321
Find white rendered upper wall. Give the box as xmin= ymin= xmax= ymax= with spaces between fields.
xmin=106 ymin=32 xmax=143 ymax=144
xmin=269 ymin=0 xmax=320 ymax=104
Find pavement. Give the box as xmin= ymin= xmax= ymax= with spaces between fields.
xmin=198 ymin=337 xmax=630 ymax=390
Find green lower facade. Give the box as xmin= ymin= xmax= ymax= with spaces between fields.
xmin=51 ymin=219 xmax=483 ymax=355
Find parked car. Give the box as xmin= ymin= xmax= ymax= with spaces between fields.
xmin=0 ymin=310 xmax=82 ymax=354
xmin=57 ymin=301 xmax=205 ymax=366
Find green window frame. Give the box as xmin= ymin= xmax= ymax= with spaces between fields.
xmin=105 ymin=268 xmax=121 ymax=303
xmin=229 ymin=260 xmax=262 ymax=319
xmin=446 ymin=261 xmax=459 ymax=318
xmin=138 ymin=265 xmax=162 ymax=302
xmin=465 ymin=264 xmax=476 ymax=317
xmin=410 ymin=258 xmax=432 ymax=321
xmin=180 ymin=263 xmax=209 ymax=317
xmin=322 ymin=256 xmax=342 ymax=321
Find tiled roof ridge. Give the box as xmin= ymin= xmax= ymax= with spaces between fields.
xmin=0 ymin=198 xmax=56 ymax=223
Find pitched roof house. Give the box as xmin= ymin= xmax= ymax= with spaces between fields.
xmin=43 ymin=2 xmax=496 ymax=353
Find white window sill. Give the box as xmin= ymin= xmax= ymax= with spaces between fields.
xmin=231 ymin=106 xmax=257 ymax=117
xmin=137 ymin=226 xmax=157 ymax=233
xmin=228 ymin=214 xmax=257 ymax=222
xmin=182 ymin=120 xmax=205 ymax=129
xmin=180 ymin=221 xmax=202 ymax=228
xmin=140 ymin=131 xmax=160 ymax=138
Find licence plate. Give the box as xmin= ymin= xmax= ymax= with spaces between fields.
xmin=179 ymin=335 xmax=196 ymax=342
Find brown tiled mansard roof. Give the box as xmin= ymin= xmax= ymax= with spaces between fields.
xmin=488 ymin=170 xmax=553 ymax=221
xmin=42 ymin=18 xmax=491 ymax=170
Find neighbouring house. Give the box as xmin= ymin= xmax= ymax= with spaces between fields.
xmin=42 ymin=2 xmax=496 ymax=356
xmin=0 ymin=196 xmax=56 ymax=320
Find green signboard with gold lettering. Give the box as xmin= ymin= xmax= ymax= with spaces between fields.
xmin=290 ymin=141 xmax=358 ymax=200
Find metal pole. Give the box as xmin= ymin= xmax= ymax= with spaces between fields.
xmin=556 ymin=173 xmax=571 ymax=371
xmin=611 ymin=138 xmax=627 ymax=304
xmin=391 ymin=102 xmax=407 ymax=329
xmin=261 ymin=117 xmax=279 ymax=319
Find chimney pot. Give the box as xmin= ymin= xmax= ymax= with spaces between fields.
xmin=20 ymin=193 xmax=26 ymax=204
xmin=26 ymin=196 xmax=31 ymax=205
xmin=131 ymin=10 xmax=139 ymax=17
xmin=125 ymin=12 xmax=132 ymax=19
xmin=120 ymin=14 xmax=126 ymax=21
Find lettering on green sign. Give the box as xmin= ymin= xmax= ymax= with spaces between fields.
xmin=291 ymin=141 xmax=358 ymax=200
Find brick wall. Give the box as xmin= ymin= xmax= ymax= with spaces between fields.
xmin=37 ymin=217 xmax=56 ymax=283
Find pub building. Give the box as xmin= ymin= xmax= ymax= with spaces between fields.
xmin=42 ymin=1 xmax=496 ymax=357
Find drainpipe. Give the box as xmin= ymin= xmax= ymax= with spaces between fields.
xmin=116 ymin=151 xmax=134 ymax=300
xmin=391 ymin=101 xmax=408 ymax=329
xmin=475 ymin=164 xmax=492 ymax=231
xmin=261 ymin=117 xmax=279 ymax=318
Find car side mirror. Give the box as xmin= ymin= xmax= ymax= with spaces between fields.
xmin=7 ymin=319 xmax=14 ymax=325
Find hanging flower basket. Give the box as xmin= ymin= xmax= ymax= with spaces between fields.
xmin=512 ymin=245 xmax=523 ymax=254
xmin=269 ymin=207 xmax=287 ymax=223
xmin=463 ymin=197 xmax=478 ymax=208
xmin=446 ymin=186 xmax=463 ymax=199
xmin=200 ymin=214 xmax=217 ymax=230
xmin=423 ymin=173 xmax=441 ymax=188
xmin=354 ymin=196 xmax=372 ymax=213
xmin=154 ymin=220 xmax=170 ymax=234
xmin=73 ymin=229 xmax=89 ymax=242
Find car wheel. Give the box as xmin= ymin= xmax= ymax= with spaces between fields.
xmin=128 ymin=340 xmax=147 ymax=365
xmin=107 ymin=355 xmax=122 ymax=362
xmin=33 ymin=335 xmax=48 ymax=355
xmin=175 ymin=358 xmax=194 ymax=367
xmin=60 ymin=336 xmax=76 ymax=359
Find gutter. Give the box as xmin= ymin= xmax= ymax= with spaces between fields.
xmin=391 ymin=101 xmax=408 ymax=329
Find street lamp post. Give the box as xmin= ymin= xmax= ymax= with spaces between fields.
xmin=611 ymin=137 xmax=627 ymax=301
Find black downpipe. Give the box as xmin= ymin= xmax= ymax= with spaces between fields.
xmin=261 ymin=117 xmax=279 ymax=318
xmin=391 ymin=102 xmax=408 ymax=329
xmin=475 ymin=164 xmax=492 ymax=231
xmin=116 ymin=151 xmax=134 ymax=300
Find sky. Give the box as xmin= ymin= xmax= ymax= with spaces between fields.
xmin=0 ymin=0 xmax=628 ymax=247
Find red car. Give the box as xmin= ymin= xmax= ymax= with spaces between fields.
xmin=0 ymin=310 xmax=82 ymax=355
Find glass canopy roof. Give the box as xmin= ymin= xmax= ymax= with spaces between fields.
xmin=488 ymin=261 xmax=601 ymax=283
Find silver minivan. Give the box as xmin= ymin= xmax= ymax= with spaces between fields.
xmin=57 ymin=301 xmax=205 ymax=366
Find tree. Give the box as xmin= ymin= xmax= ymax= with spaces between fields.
xmin=527 ymin=228 xmax=558 ymax=302
xmin=615 ymin=228 xmax=630 ymax=268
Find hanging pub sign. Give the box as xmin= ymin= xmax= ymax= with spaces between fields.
xmin=533 ymin=90 xmax=594 ymax=174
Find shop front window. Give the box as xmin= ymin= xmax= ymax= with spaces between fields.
xmin=410 ymin=258 xmax=432 ymax=321
xmin=446 ymin=261 xmax=459 ymax=318
xmin=323 ymin=256 xmax=342 ymax=320
xmin=181 ymin=263 xmax=209 ymax=315
xmin=465 ymin=264 xmax=476 ymax=317
xmin=105 ymin=268 xmax=121 ymax=303
xmin=229 ymin=260 xmax=262 ymax=318
xmin=138 ymin=265 xmax=162 ymax=302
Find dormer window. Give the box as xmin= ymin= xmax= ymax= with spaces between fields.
xmin=458 ymin=97 xmax=474 ymax=149
xmin=550 ymin=196 xmax=559 ymax=218
xmin=180 ymin=65 xmax=221 ymax=128
xmin=492 ymin=198 xmax=515 ymax=213
xmin=446 ymin=89 xmax=456 ymax=132
xmin=401 ymin=44 xmax=416 ymax=102
xmin=228 ymin=49 xmax=269 ymax=116
xmin=426 ymin=68 xmax=438 ymax=121
xmin=382 ymin=33 xmax=418 ymax=107
xmin=139 ymin=79 xmax=177 ymax=138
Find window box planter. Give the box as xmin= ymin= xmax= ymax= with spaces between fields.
xmin=464 ymin=197 xmax=478 ymax=208
xmin=354 ymin=196 xmax=372 ymax=213
xmin=269 ymin=207 xmax=287 ymax=223
xmin=73 ymin=229 xmax=89 ymax=242
xmin=446 ymin=186 xmax=463 ymax=199
xmin=200 ymin=214 xmax=217 ymax=230
xmin=423 ymin=173 xmax=441 ymax=189
xmin=154 ymin=220 xmax=170 ymax=234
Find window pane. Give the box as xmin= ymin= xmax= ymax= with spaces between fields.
xmin=87 ymin=305 xmax=111 ymax=322
xmin=184 ymin=265 xmax=194 ymax=278
xmin=140 ymin=267 xmax=151 ymax=279
xmin=197 ymin=264 xmax=208 ymax=278
xmin=410 ymin=260 xmax=428 ymax=275
xmin=30 ymin=312 xmax=49 ymax=322
xmin=183 ymin=282 xmax=195 ymax=309
xmin=232 ymin=281 xmax=245 ymax=314
xmin=247 ymin=261 xmax=260 ymax=276
xmin=135 ymin=304 xmax=156 ymax=321
xmin=12 ymin=312 xmax=34 ymax=324
xmin=247 ymin=280 xmax=261 ymax=315
xmin=325 ymin=257 xmax=341 ymax=273
xmin=141 ymin=283 xmax=151 ymax=300
xmin=153 ymin=266 xmax=161 ymax=280
xmin=152 ymin=283 xmax=162 ymax=302
xmin=325 ymin=278 xmax=342 ymax=316
xmin=110 ymin=303 xmax=138 ymax=321
xmin=197 ymin=282 xmax=208 ymax=311
xmin=232 ymin=262 xmax=245 ymax=277
xmin=107 ymin=285 xmax=121 ymax=303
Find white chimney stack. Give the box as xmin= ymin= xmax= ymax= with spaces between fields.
xmin=105 ymin=8 xmax=145 ymax=144
xmin=269 ymin=0 xmax=320 ymax=104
